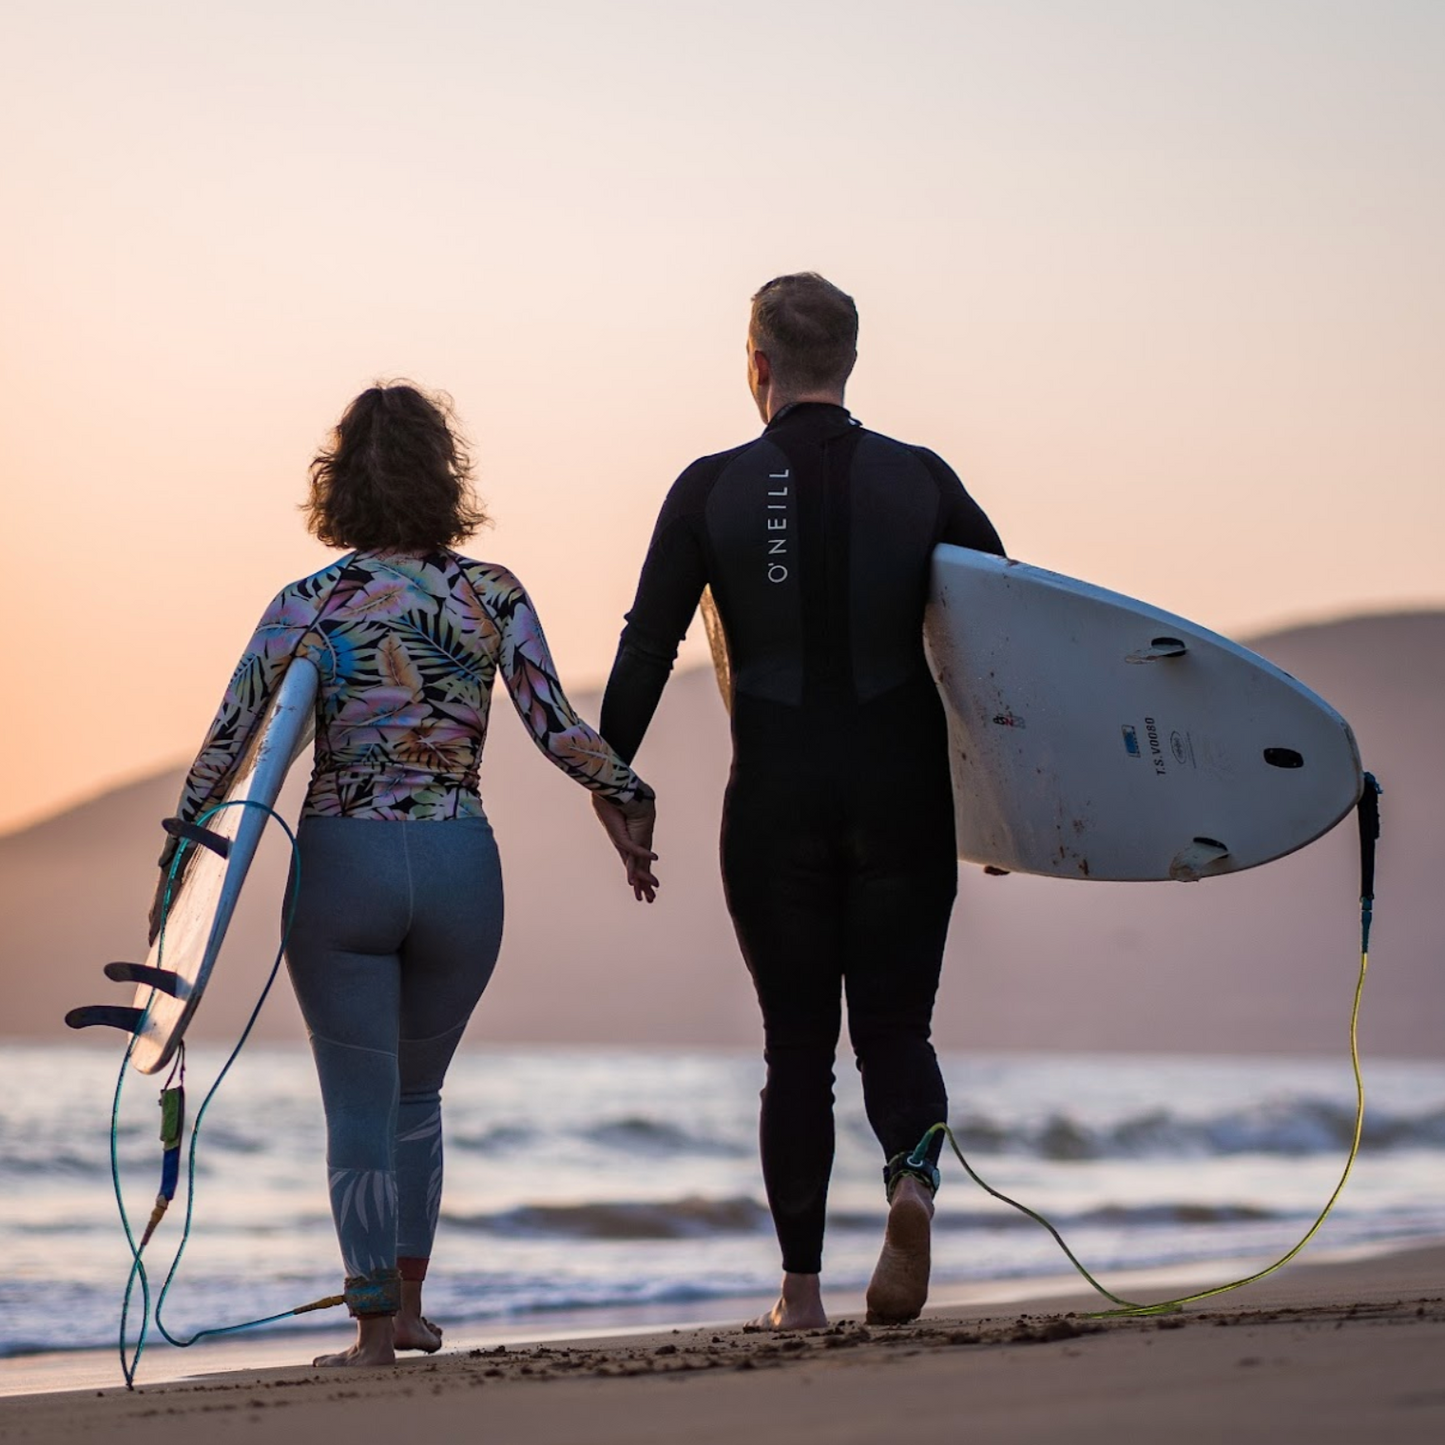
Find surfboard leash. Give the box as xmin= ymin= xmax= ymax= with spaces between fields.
xmin=909 ymin=771 xmax=1383 ymax=1319
xmin=135 ymin=1047 xmax=186 ymax=1252
xmin=111 ymin=799 xmax=344 ymax=1390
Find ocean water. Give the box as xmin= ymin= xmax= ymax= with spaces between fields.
xmin=3 ymin=1042 xmax=1444 ymax=1361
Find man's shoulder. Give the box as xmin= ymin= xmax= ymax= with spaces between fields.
xmin=659 ymin=435 xmax=771 ymax=513
xmin=675 ymin=435 xmax=767 ymax=481
xmin=854 ymin=427 xmax=961 ymax=484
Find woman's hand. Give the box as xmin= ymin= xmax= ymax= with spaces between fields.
xmin=148 ymin=863 xmax=184 ymax=945
xmin=592 ymin=795 xmax=659 ymax=903
xmin=148 ymin=871 xmax=168 ymax=946
xmin=148 ymin=837 xmax=195 ymax=943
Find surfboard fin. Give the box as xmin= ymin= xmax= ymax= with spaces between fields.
xmin=1126 ymin=637 xmax=1188 ymax=663
xmin=64 ymin=1004 xmax=146 ymax=1034
xmin=103 ymin=961 xmax=184 ymax=997
xmin=162 ymin=818 xmax=232 ymax=859
xmin=1169 ymin=837 xmax=1231 ymax=882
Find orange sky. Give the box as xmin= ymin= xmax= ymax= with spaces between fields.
xmin=2 ymin=1 xmax=1442 ymax=832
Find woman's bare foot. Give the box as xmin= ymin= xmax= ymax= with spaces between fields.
xmin=865 ymin=1175 xmax=934 ymax=1324
xmin=313 ymin=1315 xmax=396 ymax=1368
xmin=745 ymin=1271 xmax=828 ymax=1331
xmin=394 ymin=1280 xmax=443 ymax=1353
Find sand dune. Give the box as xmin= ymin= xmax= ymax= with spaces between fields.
xmin=3 ymin=612 xmax=1440 ymax=1057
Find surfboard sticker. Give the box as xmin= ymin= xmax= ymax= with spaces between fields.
xmin=925 ymin=548 xmax=1363 ymax=882
xmin=129 ymin=658 xmax=320 ymax=1072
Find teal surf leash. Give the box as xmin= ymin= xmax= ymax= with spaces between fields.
xmin=906 ymin=772 xmax=1383 ymax=1320
xmin=112 ymin=799 xmax=344 ymax=1390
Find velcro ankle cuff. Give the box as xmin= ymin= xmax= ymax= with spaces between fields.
xmin=344 ymin=1268 xmax=401 ymax=1317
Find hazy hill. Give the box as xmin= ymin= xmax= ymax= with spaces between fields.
xmin=2 ymin=612 xmax=1439 ymax=1058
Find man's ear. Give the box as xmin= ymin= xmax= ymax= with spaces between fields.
xmin=752 ymin=348 xmax=772 ymax=388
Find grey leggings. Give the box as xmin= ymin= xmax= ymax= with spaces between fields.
xmin=284 ymin=815 xmax=503 ymax=1311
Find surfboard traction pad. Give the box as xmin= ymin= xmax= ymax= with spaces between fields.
xmin=64 ymin=659 xmax=319 ymax=1072
xmin=926 ymin=549 xmax=1363 ymax=883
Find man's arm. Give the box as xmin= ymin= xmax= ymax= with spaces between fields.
xmin=917 ymin=445 xmax=1011 ymax=880
xmin=599 ymin=461 xmax=714 ymax=763
xmin=914 ymin=446 xmax=1006 ymax=558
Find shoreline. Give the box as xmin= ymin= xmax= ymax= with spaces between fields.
xmin=0 ymin=1245 xmax=1403 ymax=1398
xmin=5 ymin=1242 xmax=1439 ymax=1410
xmin=4 ymin=1241 xmax=1441 ymax=1445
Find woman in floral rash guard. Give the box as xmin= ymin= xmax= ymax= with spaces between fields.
xmin=157 ymin=383 xmax=657 ymax=1368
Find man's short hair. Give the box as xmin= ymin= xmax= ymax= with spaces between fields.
xmin=749 ymin=273 xmax=858 ymax=392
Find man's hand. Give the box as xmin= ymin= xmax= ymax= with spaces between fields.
xmin=592 ymin=794 xmax=659 ymax=903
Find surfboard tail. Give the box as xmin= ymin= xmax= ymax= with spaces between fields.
xmin=65 ymin=961 xmax=188 ymax=1035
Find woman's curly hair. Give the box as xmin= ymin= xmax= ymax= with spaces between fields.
xmin=304 ymin=382 xmax=487 ymax=552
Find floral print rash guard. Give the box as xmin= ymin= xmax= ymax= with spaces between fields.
xmin=171 ymin=550 xmax=651 ymax=835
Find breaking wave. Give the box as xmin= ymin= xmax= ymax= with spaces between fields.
xmin=444 ymin=1195 xmax=770 ymax=1240
xmin=942 ymin=1102 xmax=1445 ymax=1160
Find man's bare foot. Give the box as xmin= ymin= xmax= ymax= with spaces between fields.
xmin=394 ymin=1279 xmax=443 ymax=1352
xmin=394 ymin=1314 xmax=443 ymax=1352
xmin=744 ymin=1271 xmax=828 ymax=1331
xmin=865 ymin=1174 xmax=934 ymax=1324
xmin=313 ymin=1316 xmax=396 ymax=1367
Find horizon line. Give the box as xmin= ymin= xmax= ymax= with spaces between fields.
xmin=3 ymin=601 xmax=1441 ymax=840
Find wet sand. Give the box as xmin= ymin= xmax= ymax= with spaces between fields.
xmin=4 ymin=1243 xmax=1442 ymax=1444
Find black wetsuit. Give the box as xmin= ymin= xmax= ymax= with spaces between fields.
xmin=601 ymin=402 xmax=1004 ymax=1273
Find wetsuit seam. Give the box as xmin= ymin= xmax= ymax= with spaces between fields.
xmin=829 ymin=429 xmax=860 ymax=705
xmin=401 ymin=825 xmax=416 ymax=938
xmin=306 ymin=1032 xmax=397 ymax=1059
xmin=400 ymin=1019 xmax=468 ymax=1047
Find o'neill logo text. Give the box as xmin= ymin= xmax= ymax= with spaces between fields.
xmin=766 ymin=470 xmax=789 ymax=583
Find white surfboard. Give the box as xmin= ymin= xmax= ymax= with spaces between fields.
xmin=925 ymin=547 xmax=1363 ymax=882
xmin=136 ymin=657 xmax=319 ymax=1072
xmin=66 ymin=659 xmax=319 ymax=1072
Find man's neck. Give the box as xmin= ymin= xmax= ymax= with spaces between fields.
xmin=763 ymin=390 xmax=846 ymax=423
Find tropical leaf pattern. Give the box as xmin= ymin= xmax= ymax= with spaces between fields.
xmin=328 ymin=1165 xmax=399 ymax=1279
xmin=395 ymin=1107 xmax=445 ymax=1256
xmin=176 ymin=551 xmax=650 ymax=825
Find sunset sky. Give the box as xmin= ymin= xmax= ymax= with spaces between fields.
xmin=2 ymin=0 xmax=1441 ymax=832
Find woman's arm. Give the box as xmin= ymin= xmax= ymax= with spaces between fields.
xmin=463 ymin=562 xmax=658 ymax=901
xmin=171 ymin=592 xmax=312 ymax=822
xmin=467 ymin=563 xmax=653 ymax=805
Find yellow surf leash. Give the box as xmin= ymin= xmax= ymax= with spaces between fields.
xmin=910 ymin=772 xmax=1382 ymax=1319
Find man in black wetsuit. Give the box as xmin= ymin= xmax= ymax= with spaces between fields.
xmin=597 ymin=273 xmax=1005 ymax=1329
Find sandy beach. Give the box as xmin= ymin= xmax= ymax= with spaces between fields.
xmin=4 ymin=1242 xmax=1441 ymax=1445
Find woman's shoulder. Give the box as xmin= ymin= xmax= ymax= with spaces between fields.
xmin=255 ymin=554 xmax=356 ymax=625
xmin=283 ymin=553 xmax=356 ymax=595
xmin=447 ymin=552 xmax=528 ymax=601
